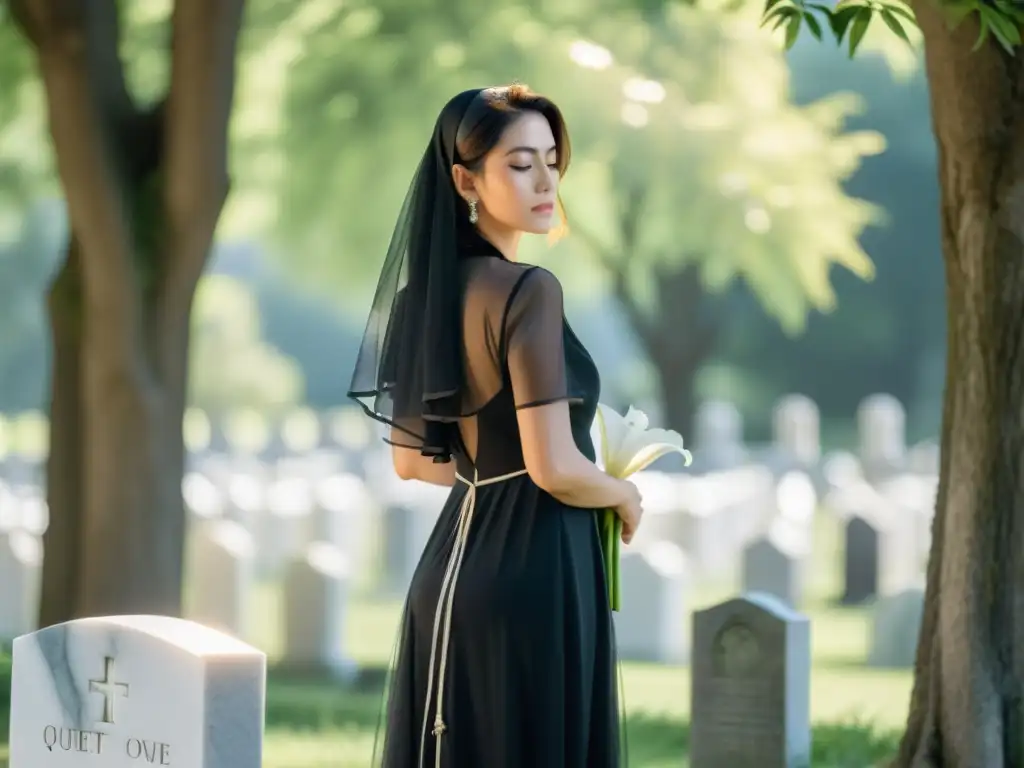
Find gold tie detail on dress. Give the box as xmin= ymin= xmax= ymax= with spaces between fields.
xmin=418 ymin=467 xmax=529 ymax=768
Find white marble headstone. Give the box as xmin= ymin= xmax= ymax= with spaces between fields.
xmin=614 ymin=542 xmax=689 ymax=664
xmin=0 ymin=530 xmax=43 ymax=641
xmin=694 ymin=400 xmax=746 ymax=468
xmin=9 ymin=615 xmax=266 ymax=767
xmin=857 ymin=394 xmax=906 ymax=471
xmin=772 ymin=394 xmax=820 ymax=464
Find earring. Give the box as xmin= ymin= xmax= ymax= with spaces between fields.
xmin=468 ymin=199 xmax=479 ymax=224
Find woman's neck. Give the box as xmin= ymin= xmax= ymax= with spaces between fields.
xmin=476 ymin=219 xmax=521 ymax=261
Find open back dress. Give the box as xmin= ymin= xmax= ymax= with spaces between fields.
xmin=376 ymin=249 xmax=625 ymax=768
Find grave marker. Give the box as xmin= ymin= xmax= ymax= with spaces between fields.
xmin=9 ymin=615 xmax=266 ymax=767
xmin=690 ymin=593 xmax=811 ymax=768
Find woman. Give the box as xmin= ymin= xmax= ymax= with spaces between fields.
xmin=349 ymin=84 xmax=643 ymax=768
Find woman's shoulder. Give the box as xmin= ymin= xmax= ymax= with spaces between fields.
xmin=463 ymin=257 xmax=549 ymax=302
xmin=466 ymin=258 xmax=561 ymax=297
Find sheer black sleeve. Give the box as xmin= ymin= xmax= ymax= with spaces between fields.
xmin=504 ymin=267 xmax=573 ymax=410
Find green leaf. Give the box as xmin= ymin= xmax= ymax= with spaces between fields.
xmin=991 ymin=28 xmax=1017 ymax=55
xmin=878 ymin=1 xmax=916 ymax=24
xmin=785 ymin=14 xmax=803 ymax=47
xmin=764 ymin=0 xmax=789 ymax=13
xmin=945 ymin=0 xmax=976 ymax=27
xmin=829 ymin=5 xmax=861 ymax=39
xmin=766 ymin=6 xmax=799 ymax=30
xmin=848 ymin=6 xmax=872 ymax=57
xmin=972 ymin=18 xmax=990 ymax=51
xmin=979 ymin=4 xmax=1022 ymax=51
xmin=991 ymin=0 xmax=1024 ymax=22
xmin=879 ymin=8 xmax=911 ymax=44
xmin=762 ymin=5 xmax=799 ymax=28
xmin=803 ymin=10 xmax=824 ymax=39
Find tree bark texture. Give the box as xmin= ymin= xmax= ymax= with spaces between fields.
xmin=896 ymin=2 xmax=1024 ymax=766
xmin=10 ymin=0 xmax=246 ymax=620
xmin=38 ymin=238 xmax=83 ymax=629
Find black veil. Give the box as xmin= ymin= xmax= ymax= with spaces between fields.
xmin=347 ymin=87 xmax=505 ymax=463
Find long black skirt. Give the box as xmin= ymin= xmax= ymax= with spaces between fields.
xmin=374 ymin=473 xmax=625 ymax=767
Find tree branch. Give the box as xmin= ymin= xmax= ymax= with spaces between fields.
xmin=12 ymin=0 xmax=145 ymax=357
xmin=164 ymin=0 xmax=247 ymax=269
xmin=153 ymin=0 xmax=247 ymax=450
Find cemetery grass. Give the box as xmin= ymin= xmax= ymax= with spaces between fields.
xmin=0 ymin=603 xmax=911 ymax=767
xmin=0 ymin=518 xmax=913 ymax=765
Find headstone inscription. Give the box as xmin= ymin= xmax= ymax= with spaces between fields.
xmin=8 ymin=615 xmax=266 ymax=767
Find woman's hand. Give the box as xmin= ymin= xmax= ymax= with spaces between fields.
xmin=613 ymin=479 xmax=643 ymax=545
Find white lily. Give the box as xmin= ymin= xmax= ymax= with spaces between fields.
xmin=591 ymin=403 xmax=692 ymax=612
xmin=594 ymin=403 xmax=692 ymax=478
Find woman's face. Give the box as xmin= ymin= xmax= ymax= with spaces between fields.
xmin=455 ymin=111 xmax=559 ymax=236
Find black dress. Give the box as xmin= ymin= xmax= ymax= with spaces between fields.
xmin=377 ymin=256 xmax=624 ymax=767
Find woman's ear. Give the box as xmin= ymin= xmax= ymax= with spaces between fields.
xmin=451 ymin=164 xmax=477 ymax=202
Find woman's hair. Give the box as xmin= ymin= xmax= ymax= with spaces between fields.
xmin=454 ymin=83 xmax=571 ymax=237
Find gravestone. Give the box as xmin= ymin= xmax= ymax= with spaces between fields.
xmin=775 ymin=472 xmax=817 ymax=531
xmin=9 ymin=615 xmax=266 ymax=767
xmin=280 ymin=543 xmax=358 ymax=681
xmin=694 ymin=400 xmax=746 ymax=468
xmin=261 ymin=476 xmax=313 ymax=577
xmin=772 ymin=395 xmax=820 ymax=465
xmin=613 ymin=543 xmax=689 ymax=663
xmin=309 ymin=473 xmax=376 ymax=583
xmin=868 ymin=586 xmax=925 ymax=668
xmin=741 ymin=527 xmax=807 ymax=607
xmin=17 ymin=493 xmax=48 ymax=536
xmin=186 ymin=519 xmax=254 ymax=639
xmin=907 ymin=440 xmax=940 ymax=476
xmin=842 ymin=515 xmax=879 ymax=605
xmin=690 ymin=593 xmax=811 ymax=767
xmin=0 ymin=530 xmax=42 ymax=641
xmin=379 ymin=499 xmax=438 ymax=596
xmin=857 ymin=394 xmax=906 ymax=478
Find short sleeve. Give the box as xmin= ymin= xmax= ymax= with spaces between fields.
xmin=504 ymin=267 xmax=570 ymax=410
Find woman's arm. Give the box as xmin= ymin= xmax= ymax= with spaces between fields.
xmin=516 ymin=401 xmax=630 ymax=508
xmin=390 ymin=431 xmax=456 ymax=487
xmin=501 ymin=268 xmax=630 ymax=508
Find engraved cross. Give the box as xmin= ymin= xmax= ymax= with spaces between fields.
xmin=89 ymin=656 xmax=130 ymax=725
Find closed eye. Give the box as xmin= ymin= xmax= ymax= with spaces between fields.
xmin=511 ymin=163 xmax=560 ymax=172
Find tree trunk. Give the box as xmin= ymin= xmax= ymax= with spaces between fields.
xmin=38 ymin=237 xmax=84 ymax=628
xmin=895 ymin=2 xmax=1024 ymax=766
xmin=608 ymin=260 xmax=718 ymax=437
xmin=657 ymin=361 xmax=699 ymax=440
xmin=12 ymin=0 xmax=246 ymax=622
xmin=644 ymin=263 xmax=718 ymax=438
